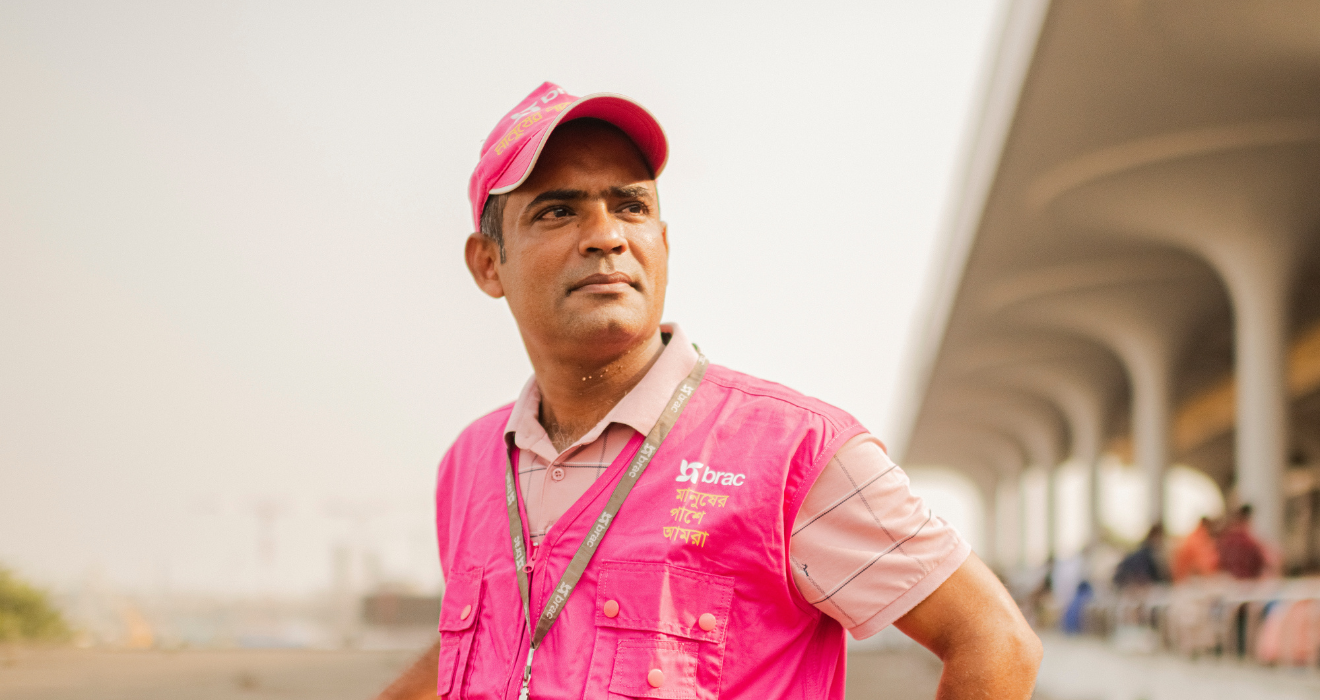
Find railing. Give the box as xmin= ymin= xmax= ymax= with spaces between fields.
xmin=1052 ymin=576 xmax=1320 ymax=668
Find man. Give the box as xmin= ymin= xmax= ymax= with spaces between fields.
xmin=377 ymin=83 xmax=1040 ymax=700
xmin=1217 ymin=505 xmax=1270 ymax=580
xmin=1113 ymin=524 xmax=1170 ymax=589
xmin=1171 ymin=516 xmax=1219 ymax=582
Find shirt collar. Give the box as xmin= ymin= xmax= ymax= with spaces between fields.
xmin=504 ymin=323 xmax=700 ymax=462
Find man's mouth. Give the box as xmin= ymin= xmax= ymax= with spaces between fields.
xmin=569 ymin=272 xmax=636 ymax=295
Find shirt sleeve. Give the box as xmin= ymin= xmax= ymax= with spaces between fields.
xmin=789 ymin=433 xmax=970 ymax=639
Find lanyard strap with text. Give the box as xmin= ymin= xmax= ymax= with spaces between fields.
xmin=504 ymin=354 xmax=708 ymax=699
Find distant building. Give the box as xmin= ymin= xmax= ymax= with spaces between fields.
xmin=361 ymin=592 xmax=440 ymax=627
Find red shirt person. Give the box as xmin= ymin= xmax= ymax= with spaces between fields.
xmin=1218 ymin=505 xmax=1268 ymax=580
xmin=375 ymin=83 xmax=1041 ymax=699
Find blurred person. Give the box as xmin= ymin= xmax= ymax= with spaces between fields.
xmin=1217 ymin=505 xmax=1270 ymax=580
xmin=1050 ymin=545 xmax=1091 ymax=615
xmin=375 ymin=83 xmax=1041 ymax=699
xmin=1027 ymin=557 xmax=1059 ymax=629
xmin=1113 ymin=524 xmax=1170 ymax=589
xmin=1061 ymin=581 xmax=1093 ymax=635
xmin=1254 ymin=600 xmax=1291 ymax=665
xmin=1171 ymin=516 xmax=1220 ymax=582
xmin=1251 ymin=598 xmax=1320 ymax=667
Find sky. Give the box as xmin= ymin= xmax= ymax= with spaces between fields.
xmin=0 ymin=1 xmax=1005 ymax=596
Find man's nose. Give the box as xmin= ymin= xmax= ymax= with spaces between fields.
xmin=577 ymin=202 xmax=628 ymax=256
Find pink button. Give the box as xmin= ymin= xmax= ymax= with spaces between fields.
xmin=647 ymin=669 xmax=664 ymax=688
xmin=550 ymin=467 xmax=566 ymax=481
xmin=698 ymin=612 xmax=717 ymax=631
xmin=603 ymin=599 xmax=620 ymax=618
xmin=460 ymin=604 xmax=472 ymax=620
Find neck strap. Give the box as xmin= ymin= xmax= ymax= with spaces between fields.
xmin=504 ymin=354 xmax=708 ymax=698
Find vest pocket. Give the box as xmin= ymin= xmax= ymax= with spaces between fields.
xmin=589 ymin=561 xmax=734 ymax=699
xmin=608 ymin=639 xmax=699 ymax=699
xmin=436 ymin=567 xmax=483 ymax=697
xmin=595 ymin=561 xmax=734 ymax=643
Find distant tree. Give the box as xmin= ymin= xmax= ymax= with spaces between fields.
xmin=0 ymin=566 xmax=70 ymax=643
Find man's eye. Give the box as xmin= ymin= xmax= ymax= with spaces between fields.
xmin=622 ymin=203 xmax=645 ymax=215
xmin=539 ymin=206 xmax=571 ymax=220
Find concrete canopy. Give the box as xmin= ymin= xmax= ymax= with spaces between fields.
xmin=895 ymin=0 xmax=1320 ymax=553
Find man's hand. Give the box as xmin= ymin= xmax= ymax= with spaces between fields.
xmin=894 ymin=553 xmax=1042 ymax=699
xmin=375 ymin=640 xmax=440 ymax=700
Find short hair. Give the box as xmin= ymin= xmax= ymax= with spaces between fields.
xmin=479 ymin=192 xmax=509 ymax=263
xmin=477 ymin=118 xmax=655 ymax=264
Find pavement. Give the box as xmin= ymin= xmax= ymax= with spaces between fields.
xmin=0 ymin=647 xmax=416 ymax=700
xmin=846 ymin=645 xmax=945 ymax=699
xmin=10 ymin=630 xmax=1317 ymax=699
xmin=0 ymin=645 xmax=949 ymax=700
xmin=40 ymin=636 xmax=1320 ymax=700
xmin=1034 ymin=632 xmax=1320 ymax=700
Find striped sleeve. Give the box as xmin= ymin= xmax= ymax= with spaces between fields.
xmin=789 ymin=433 xmax=970 ymax=639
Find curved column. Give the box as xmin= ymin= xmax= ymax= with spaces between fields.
xmin=1124 ymin=338 xmax=1173 ymax=530
xmin=1008 ymin=474 xmax=1029 ymax=570
xmin=998 ymin=476 xmax=1022 ymax=570
xmin=949 ymin=335 xmax=1126 ymax=550
xmin=908 ymin=421 xmax=1027 ymax=570
xmin=1026 ymin=299 xmax=1182 ymax=531
xmin=1050 ymin=144 xmax=1319 ymax=543
xmin=983 ymin=256 xmax=1219 ymax=534
xmin=937 ymin=388 xmax=1068 ymax=565
xmin=984 ymin=474 xmax=999 ymax=567
xmin=1201 ymin=239 xmax=1292 ymax=544
xmin=1015 ymin=420 xmax=1062 ymax=566
xmin=996 ymin=363 xmax=1115 ymax=551
xmin=984 ymin=473 xmax=1000 ymax=568
xmin=1114 ymin=215 xmax=1293 ymax=543
xmin=955 ymin=462 xmax=1004 ymax=569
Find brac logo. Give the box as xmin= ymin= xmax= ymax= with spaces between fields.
xmin=675 ymin=459 xmax=746 ymax=487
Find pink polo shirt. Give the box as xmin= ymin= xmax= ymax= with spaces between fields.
xmin=507 ymin=324 xmax=969 ymax=638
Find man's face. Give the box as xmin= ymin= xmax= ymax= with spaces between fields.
xmin=470 ymin=121 xmax=668 ymax=357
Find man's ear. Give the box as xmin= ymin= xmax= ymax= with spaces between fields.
xmin=465 ymin=233 xmax=505 ymax=299
xmin=660 ymin=221 xmax=669 ymax=255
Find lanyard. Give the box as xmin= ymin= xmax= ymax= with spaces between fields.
xmin=504 ymin=354 xmax=708 ymax=700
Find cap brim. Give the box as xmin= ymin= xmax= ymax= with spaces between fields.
xmin=487 ymin=93 xmax=668 ymax=196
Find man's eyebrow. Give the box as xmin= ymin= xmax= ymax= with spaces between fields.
xmin=526 ymin=188 xmax=588 ymax=207
xmin=610 ymin=185 xmax=654 ymax=199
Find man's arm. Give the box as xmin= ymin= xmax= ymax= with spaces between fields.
xmin=894 ymin=553 xmax=1042 ymax=699
xmin=375 ymin=640 xmax=440 ymax=700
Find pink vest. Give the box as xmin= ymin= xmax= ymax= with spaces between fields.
xmin=434 ymin=364 xmax=865 ymax=699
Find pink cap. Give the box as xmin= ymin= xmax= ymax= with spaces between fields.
xmin=467 ymin=82 xmax=668 ymax=232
